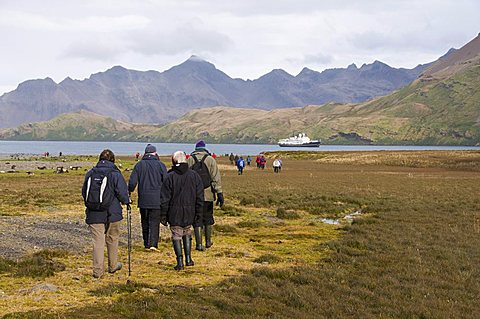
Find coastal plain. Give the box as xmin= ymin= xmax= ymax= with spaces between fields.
xmin=0 ymin=151 xmax=479 ymax=318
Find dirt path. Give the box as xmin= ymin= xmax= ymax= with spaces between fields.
xmin=0 ymin=213 xmax=147 ymax=259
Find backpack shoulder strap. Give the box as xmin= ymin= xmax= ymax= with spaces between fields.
xmin=192 ymin=154 xmax=199 ymax=163
xmin=200 ymin=154 xmax=209 ymax=163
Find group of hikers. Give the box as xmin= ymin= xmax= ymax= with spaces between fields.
xmin=228 ymin=153 xmax=282 ymax=175
xmin=82 ymin=140 xmax=223 ymax=278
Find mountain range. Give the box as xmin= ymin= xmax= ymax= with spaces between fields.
xmin=0 ymin=53 xmax=435 ymax=128
xmin=1 ymin=33 xmax=478 ymax=145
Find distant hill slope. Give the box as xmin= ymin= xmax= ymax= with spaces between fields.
xmin=0 ymin=110 xmax=153 ymax=141
xmin=0 ymin=54 xmax=431 ymax=128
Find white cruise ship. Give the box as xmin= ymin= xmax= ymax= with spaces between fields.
xmin=278 ymin=133 xmax=321 ymax=147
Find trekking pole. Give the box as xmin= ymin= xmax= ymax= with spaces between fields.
xmin=127 ymin=203 xmax=132 ymax=277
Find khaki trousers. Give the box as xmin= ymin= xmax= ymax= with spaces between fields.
xmin=88 ymin=221 xmax=121 ymax=277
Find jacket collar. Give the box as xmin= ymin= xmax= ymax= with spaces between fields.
xmin=96 ymin=160 xmax=117 ymax=170
xmin=142 ymin=153 xmax=159 ymax=160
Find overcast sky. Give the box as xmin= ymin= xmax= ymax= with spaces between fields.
xmin=0 ymin=0 xmax=479 ymax=95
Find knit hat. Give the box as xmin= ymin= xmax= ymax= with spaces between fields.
xmin=195 ymin=140 xmax=206 ymax=149
xmin=145 ymin=144 xmax=156 ymax=153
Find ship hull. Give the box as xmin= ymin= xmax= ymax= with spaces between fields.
xmin=278 ymin=141 xmax=321 ymax=147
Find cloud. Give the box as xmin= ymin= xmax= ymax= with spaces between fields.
xmin=60 ymin=18 xmax=233 ymax=62
xmin=68 ymin=15 xmax=150 ymax=32
xmin=0 ymin=10 xmax=59 ymax=30
xmin=303 ymin=53 xmax=334 ymax=65
xmin=130 ymin=22 xmax=233 ymax=56
xmin=61 ymin=37 xmax=128 ymax=61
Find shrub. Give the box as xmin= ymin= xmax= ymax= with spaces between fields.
xmin=253 ymin=254 xmax=282 ymax=264
xmin=237 ymin=220 xmax=264 ymax=228
xmin=214 ymin=224 xmax=239 ymax=233
xmin=276 ymin=207 xmax=300 ymax=220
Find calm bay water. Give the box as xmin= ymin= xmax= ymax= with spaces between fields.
xmin=0 ymin=140 xmax=479 ymax=156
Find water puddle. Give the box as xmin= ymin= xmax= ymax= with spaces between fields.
xmin=320 ymin=210 xmax=363 ymax=225
xmin=321 ymin=218 xmax=341 ymax=225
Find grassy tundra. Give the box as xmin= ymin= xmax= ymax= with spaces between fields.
xmin=1 ymin=151 xmax=480 ymax=318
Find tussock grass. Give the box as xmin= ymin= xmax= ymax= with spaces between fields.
xmin=89 ymin=281 xmax=159 ymax=297
xmin=253 ymin=254 xmax=282 ymax=264
xmin=213 ymin=224 xmax=239 ymax=234
xmin=236 ymin=220 xmax=264 ymax=228
xmin=216 ymin=204 xmax=247 ymax=216
xmin=0 ymin=249 xmax=68 ymax=278
xmin=276 ymin=207 xmax=300 ymax=219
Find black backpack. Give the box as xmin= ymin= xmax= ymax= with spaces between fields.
xmin=84 ymin=168 xmax=115 ymax=211
xmin=191 ymin=154 xmax=212 ymax=189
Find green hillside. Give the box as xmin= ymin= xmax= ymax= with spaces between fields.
xmin=0 ymin=110 xmax=154 ymax=141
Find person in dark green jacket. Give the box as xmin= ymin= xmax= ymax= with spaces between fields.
xmin=187 ymin=140 xmax=224 ymax=251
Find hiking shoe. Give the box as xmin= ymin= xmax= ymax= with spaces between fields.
xmin=93 ymin=273 xmax=103 ymax=279
xmin=174 ymin=264 xmax=184 ymax=271
xmin=149 ymin=247 xmax=159 ymax=252
xmin=108 ymin=262 xmax=122 ymax=274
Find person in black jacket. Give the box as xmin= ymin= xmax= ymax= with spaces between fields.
xmin=82 ymin=149 xmax=130 ymax=279
xmin=160 ymin=151 xmax=204 ymax=270
xmin=128 ymin=144 xmax=167 ymax=251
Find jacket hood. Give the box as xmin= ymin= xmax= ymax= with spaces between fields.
xmin=193 ymin=148 xmax=210 ymax=154
xmin=142 ymin=153 xmax=160 ymax=160
xmin=96 ymin=160 xmax=117 ymax=170
xmin=172 ymin=163 xmax=189 ymax=175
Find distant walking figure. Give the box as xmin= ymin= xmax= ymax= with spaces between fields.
xmin=273 ymin=158 xmax=282 ymax=173
xmin=260 ymin=155 xmax=266 ymax=170
xmin=128 ymin=144 xmax=167 ymax=251
xmin=236 ymin=156 xmax=245 ymax=175
xmin=160 ymin=151 xmax=204 ymax=270
xmin=82 ymin=149 xmax=130 ymax=278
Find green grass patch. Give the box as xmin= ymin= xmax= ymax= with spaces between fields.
xmin=0 ymin=249 xmax=68 ymax=278
xmin=253 ymin=254 xmax=282 ymax=264
xmin=213 ymin=224 xmax=240 ymax=234
xmin=236 ymin=220 xmax=264 ymax=228
xmin=275 ymin=207 xmax=300 ymax=219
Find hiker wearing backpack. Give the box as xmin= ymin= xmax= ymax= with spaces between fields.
xmin=128 ymin=144 xmax=168 ymax=251
xmin=236 ymin=156 xmax=245 ymax=175
xmin=160 ymin=151 xmax=204 ymax=270
xmin=82 ymin=149 xmax=130 ymax=279
xmin=187 ymin=140 xmax=224 ymax=251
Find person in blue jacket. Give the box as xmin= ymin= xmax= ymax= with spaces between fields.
xmin=82 ymin=149 xmax=130 ymax=279
xmin=128 ymin=144 xmax=167 ymax=250
xmin=236 ymin=156 xmax=245 ymax=175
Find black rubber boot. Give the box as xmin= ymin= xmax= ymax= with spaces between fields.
xmin=194 ymin=226 xmax=204 ymax=251
xmin=172 ymin=239 xmax=184 ymax=270
xmin=183 ymin=235 xmax=194 ymax=266
xmin=205 ymin=225 xmax=213 ymax=248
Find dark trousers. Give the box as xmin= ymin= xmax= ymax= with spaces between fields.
xmin=140 ymin=208 xmax=161 ymax=248
xmin=194 ymin=201 xmax=214 ymax=227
